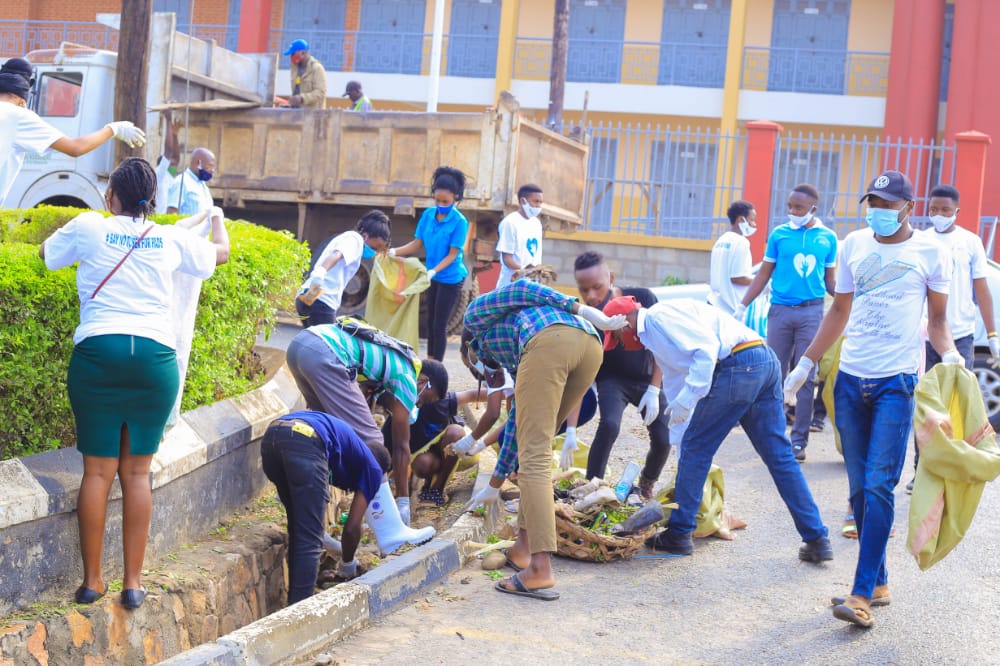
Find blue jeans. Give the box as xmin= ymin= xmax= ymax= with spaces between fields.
xmin=667 ymin=345 xmax=827 ymax=543
xmin=834 ymin=371 xmax=916 ymax=599
xmin=261 ymin=424 xmax=330 ymax=605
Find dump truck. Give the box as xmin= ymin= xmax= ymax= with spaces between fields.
xmin=8 ymin=13 xmax=589 ymax=321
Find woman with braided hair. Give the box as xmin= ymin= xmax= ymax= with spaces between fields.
xmin=390 ymin=166 xmax=470 ymax=361
xmin=40 ymin=157 xmax=230 ymax=609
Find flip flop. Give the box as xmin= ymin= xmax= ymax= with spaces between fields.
xmin=502 ymin=550 xmax=524 ymax=572
xmin=841 ymin=513 xmax=858 ymax=539
xmin=494 ymin=573 xmax=559 ymax=601
xmin=832 ymin=595 xmax=873 ymax=628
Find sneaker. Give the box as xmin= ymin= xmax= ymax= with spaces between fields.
xmin=905 ymin=478 xmax=914 ymax=494
xmin=799 ymin=536 xmax=834 ymax=562
xmin=637 ymin=476 xmax=656 ymax=502
xmin=793 ymin=445 xmax=806 ymax=462
xmin=644 ymin=528 xmax=694 ymax=556
xmin=417 ymin=488 xmax=447 ymax=506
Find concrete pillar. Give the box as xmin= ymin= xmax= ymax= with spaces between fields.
xmin=237 ymin=0 xmax=272 ymax=53
xmin=493 ymin=0 xmax=520 ymax=104
xmin=743 ymin=120 xmax=783 ymax=263
xmin=953 ymin=131 xmax=992 ymax=251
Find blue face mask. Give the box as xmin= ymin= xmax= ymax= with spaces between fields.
xmin=436 ymin=204 xmax=454 ymax=217
xmin=196 ymin=166 xmax=213 ymax=182
xmin=865 ymin=207 xmax=903 ymax=237
xmin=362 ymin=244 xmax=376 ymax=259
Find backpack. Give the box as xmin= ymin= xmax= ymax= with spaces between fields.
xmin=333 ymin=316 xmax=422 ymax=379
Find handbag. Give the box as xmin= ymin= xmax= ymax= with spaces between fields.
xmin=91 ymin=224 xmax=155 ymax=299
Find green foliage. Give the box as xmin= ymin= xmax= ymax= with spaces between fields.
xmin=659 ymin=274 xmax=688 ymax=286
xmin=0 ymin=207 xmax=309 ymax=460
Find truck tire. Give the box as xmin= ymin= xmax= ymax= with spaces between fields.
xmin=974 ymin=352 xmax=1000 ymax=430
xmin=336 ymin=261 xmax=371 ymax=318
xmin=447 ymin=278 xmax=479 ymax=337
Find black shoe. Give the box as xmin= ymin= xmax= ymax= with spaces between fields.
xmin=799 ymin=536 xmax=834 ymax=563
xmin=793 ymin=445 xmax=806 ymax=462
xmin=644 ymin=528 xmax=694 ymax=556
xmin=121 ymin=586 xmax=148 ymax=610
xmin=905 ymin=478 xmax=914 ymax=494
xmin=809 ymin=421 xmax=825 ymax=433
xmin=74 ymin=585 xmax=105 ymax=604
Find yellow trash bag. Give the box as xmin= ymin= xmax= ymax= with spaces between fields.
xmin=819 ymin=336 xmax=845 ymax=455
xmin=550 ymin=433 xmax=591 ymax=471
xmin=365 ymin=255 xmax=430 ymax=351
xmin=908 ymin=363 xmax=1000 ymax=570
xmin=655 ymin=465 xmax=744 ymax=538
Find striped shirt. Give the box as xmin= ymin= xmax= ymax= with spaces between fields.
xmin=307 ymin=325 xmax=419 ymax=412
xmin=463 ymin=280 xmax=599 ymax=478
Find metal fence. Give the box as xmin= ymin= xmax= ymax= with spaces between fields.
xmin=770 ymin=133 xmax=957 ymax=237
xmin=743 ymin=46 xmax=889 ymax=96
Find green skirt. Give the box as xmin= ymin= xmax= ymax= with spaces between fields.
xmin=67 ymin=334 xmax=179 ymax=457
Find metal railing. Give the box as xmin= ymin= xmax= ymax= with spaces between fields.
xmin=0 ymin=20 xmax=120 ymax=54
xmin=770 ymin=133 xmax=957 ymax=237
xmin=743 ymin=46 xmax=889 ymax=96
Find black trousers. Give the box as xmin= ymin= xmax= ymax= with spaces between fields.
xmin=586 ymin=374 xmax=671 ymax=483
xmin=425 ymin=280 xmax=462 ymax=361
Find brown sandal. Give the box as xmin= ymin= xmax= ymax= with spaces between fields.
xmin=832 ymin=594 xmax=873 ymax=628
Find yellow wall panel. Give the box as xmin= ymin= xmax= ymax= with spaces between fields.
xmin=847 ymin=0 xmax=893 ymax=52
xmin=625 ymin=0 xmax=665 ymax=42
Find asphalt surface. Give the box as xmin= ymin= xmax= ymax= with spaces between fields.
xmin=262 ymin=323 xmax=1000 ymax=665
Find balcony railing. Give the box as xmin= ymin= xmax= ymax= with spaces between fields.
xmin=743 ymin=46 xmax=889 ymax=96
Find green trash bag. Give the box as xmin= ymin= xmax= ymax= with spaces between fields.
xmin=656 ymin=465 xmax=745 ymax=539
xmin=909 ymin=363 xmax=1000 ymax=570
xmin=365 ymin=255 xmax=430 ymax=352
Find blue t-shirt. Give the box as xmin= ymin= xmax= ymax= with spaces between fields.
xmin=764 ymin=221 xmax=838 ymax=305
xmin=284 ymin=410 xmax=383 ymax=502
xmin=415 ymin=206 xmax=469 ymax=284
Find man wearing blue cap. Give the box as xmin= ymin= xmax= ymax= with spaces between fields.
xmin=283 ymin=39 xmax=327 ymax=109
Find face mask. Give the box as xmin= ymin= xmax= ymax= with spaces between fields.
xmin=196 ymin=164 xmax=213 ymax=182
xmin=737 ymin=218 xmax=756 ymax=237
xmin=930 ymin=214 xmax=956 ymax=233
xmin=436 ymin=204 xmax=454 ymax=217
xmin=362 ymin=244 xmax=376 ymax=259
xmin=865 ymin=207 xmax=903 ymax=237
xmin=787 ymin=210 xmax=814 ymax=230
xmin=522 ymin=200 xmax=543 ymax=218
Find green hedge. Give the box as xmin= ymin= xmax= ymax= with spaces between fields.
xmin=0 ymin=206 xmax=309 ymax=460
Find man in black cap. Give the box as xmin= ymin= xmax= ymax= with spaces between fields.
xmin=283 ymin=39 xmax=327 ymax=109
xmin=0 ymin=60 xmax=145 ymax=206
xmin=344 ymin=80 xmax=373 ymax=112
xmin=784 ymin=169 xmax=959 ymax=629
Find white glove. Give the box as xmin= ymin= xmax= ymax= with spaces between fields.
xmin=637 ymin=385 xmax=661 ymax=427
xmin=466 ymin=439 xmax=488 ymax=456
xmin=577 ymin=305 xmax=628 ymax=331
xmin=941 ymin=349 xmax=964 ymax=365
xmin=452 ymin=433 xmax=477 ymax=456
xmin=105 ymin=121 xmax=146 ymax=147
xmin=559 ymin=427 xmax=579 ymax=471
xmin=309 ymin=265 xmax=327 ymax=286
xmin=322 ymin=533 xmax=343 ymax=556
xmin=783 ymin=356 xmax=815 ymax=406
xmin=667 ymin=401 xmax=692 ymax=428
xmin=733 ymin=303 xmax=748 ymax=322
xmin=335 ymin=558 xmax=359 ymax=580
xmin=990 ymin=336 xmax=1000 ymax=368
xmin=463 ymin=484 xmax=500 ymax=513
xmin=388 ymin=248 xmax=397 ymax=257
xmin=396 ymin=497 xmax=411 ymax=526
xmin=427 ymin=268 xmax=437 ymax=280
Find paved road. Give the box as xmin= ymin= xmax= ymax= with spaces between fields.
xmin=326 ymin=382 xmax=1000 ymax=665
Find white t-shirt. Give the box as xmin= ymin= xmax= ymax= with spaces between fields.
xmin=837 ymin=228 xmax=951 ymax=378
xmin=300 ymin=230 xmax=365 ymax=312
xmin=0 ymin=103 xmax=63 ymax=205
xmin=166 ymin=168 xmax=214 ymax=215
xmin=485 ymin=368 xmax=515 ymax=399
xmin=43 ymin=212 xmax=217 ymax=347
xmin=922 ymin=226 xmax=989 ymax=338
xmin=708 ymin=230 xmax=752 ymax=315
xmin=154 ymin=156 xmax=177 ymax=215
xmin=495 ymin=210 xmax=543 ymax=288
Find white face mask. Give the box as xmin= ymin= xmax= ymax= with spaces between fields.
xmin=787 ymin=209 xmax=814 ymax=230
xmin=522 ymin=199 xmax=542 ymax=218
xmin=930 ymin=214 xmax=957 ymax=233
xmin=737 ymin=218 xmax=756 ymax=237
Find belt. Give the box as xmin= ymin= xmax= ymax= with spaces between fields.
xmin=781 ymin=298 xmax=824 ymax=308
xmin=271 ymin=418 xmax=317 ymax=439
xmin=731 ymin=339 xmax=764 ymax=355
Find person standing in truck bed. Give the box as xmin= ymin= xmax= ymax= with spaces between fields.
xmin=282 ymin=39 xmax=327 ymax=109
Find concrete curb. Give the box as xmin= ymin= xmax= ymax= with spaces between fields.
xmin=161 ymin=449 xmax=501 ymax=666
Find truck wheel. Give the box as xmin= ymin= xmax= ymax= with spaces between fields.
xmin=974 ymin=352 xmax=1000 ymax=430
xmin=336 ymin=261 xmax=371 ymax=317
xmin=447 ymin=278 xmax=479 ymax=337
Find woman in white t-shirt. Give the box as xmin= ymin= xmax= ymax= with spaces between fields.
xmin=40 ymin=158 xmax=230 ymax=610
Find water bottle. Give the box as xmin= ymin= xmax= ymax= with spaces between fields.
xmin=614 ymin=461 xmax=641 ymax=503
xmin=611 ymin=500 xmax=665 ymax=535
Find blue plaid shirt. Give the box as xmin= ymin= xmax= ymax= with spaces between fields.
xmin=463 ymin=280 xmax=599 ymax=478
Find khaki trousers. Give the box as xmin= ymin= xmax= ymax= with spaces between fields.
xmin=514 ymin=325 xmax=603 ymax=554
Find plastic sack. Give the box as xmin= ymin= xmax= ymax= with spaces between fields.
xmin=365 ymin=255 xmax=430 ymax=351
xmin=550 ymin=432 xmax=591 ymax=471
xmin=908 ymin=363 xmax=1000 ymax=570
xmin=818 ymin=336 xmax=845 ymax=455
xmin=655 ymin=465 xmax=745 ymax=539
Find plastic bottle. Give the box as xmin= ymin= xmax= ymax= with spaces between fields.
xmin=611 ymin=500 xmax=665 ymax=535
xmin=614 ymin=461 xmax=641 ymax=503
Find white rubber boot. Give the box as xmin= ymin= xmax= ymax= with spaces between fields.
xmin=365 ymin=482 xmax=436 ymax=555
